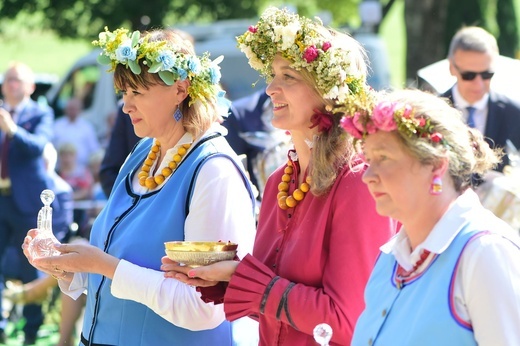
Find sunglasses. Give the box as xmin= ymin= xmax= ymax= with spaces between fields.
xmin=453 ymin=63 xmax=495 ymax=81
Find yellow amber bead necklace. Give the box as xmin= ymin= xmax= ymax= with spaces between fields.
xmin=138 ymin=140 xmax=191 ymax=189
xmin=277 ymin=160 xmax=311 ymax=210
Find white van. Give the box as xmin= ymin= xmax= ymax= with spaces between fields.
xmin=46 ymin=19 xmax=390 ymax=139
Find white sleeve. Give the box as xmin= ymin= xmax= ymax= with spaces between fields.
xmin=185 ymin=156 xmax=256 ymax=259
xmin=59 ymin=272 xmax=88 ymax=300
xmin=111 ymin=260 xmax=225 ymax=331
xmin=460 ymin=234 xmax=520 ymax=345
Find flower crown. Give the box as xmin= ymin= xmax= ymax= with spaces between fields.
xmin=92 ymin=27 xmax=223 ymax=105
xmin=340 ymin=100 xmax=447 ymax=145
xmin=237 ymin=7 xmax=370 ymax=110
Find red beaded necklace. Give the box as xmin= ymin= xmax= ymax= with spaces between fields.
xmin=395 ymin=249 xmax=431 ymax=289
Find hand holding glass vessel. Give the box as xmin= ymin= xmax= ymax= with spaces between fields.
xmin=27 ymin=189 xmax=61 ymax=259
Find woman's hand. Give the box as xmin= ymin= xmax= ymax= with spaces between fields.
xmin=22 ymin=234 xmax=120 ymax=280
xmin=161 ymin=257 xmax=239 ymax=287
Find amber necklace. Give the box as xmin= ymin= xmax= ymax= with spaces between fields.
xmin=138 ymin=139 xmax=191 ymax=189
xmin=277 ymin=160 xmax=311 ymax=210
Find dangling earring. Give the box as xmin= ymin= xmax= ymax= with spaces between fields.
xmin=430 ymin=176 xmax=442 ymax=195
xmin=173 ymin=107 xmax=183 ymax=122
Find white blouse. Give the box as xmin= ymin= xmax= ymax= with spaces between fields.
xmin=381 ymin=189 xmax=520 ymax=346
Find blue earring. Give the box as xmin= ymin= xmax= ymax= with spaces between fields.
xmin=173 ymin=108 xmax=183 ymax=122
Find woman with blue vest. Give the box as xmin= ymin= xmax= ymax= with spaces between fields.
xmin=343 ymin=89 xmax=520 ymax=345
xmin=22 ymin=28 xmax=257 ymax=345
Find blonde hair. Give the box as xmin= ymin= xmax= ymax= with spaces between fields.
xmin=113 ymin=29 xmax=223 ymax=138
xmin=384 ymin=89 xmax=501 ymax=192
xmin=298 ymin=29 xmax=366 ymax=196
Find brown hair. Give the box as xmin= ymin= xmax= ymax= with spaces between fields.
xmin=113 ymin=29 xmax=223 ymax=138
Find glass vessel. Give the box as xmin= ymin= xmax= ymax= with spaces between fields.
xmin=313 ymin=323 xmax=333 ymax=346
xmin=28 ymin=189 xmax=61 ymax=259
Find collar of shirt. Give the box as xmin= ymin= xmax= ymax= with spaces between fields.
xmin=452 ymin=86 xmax=489 ymax=111
xmin=5 ymin=98 xmax=30 ymax=116
xmin=380 ymin=189 xmax=482 ymax=270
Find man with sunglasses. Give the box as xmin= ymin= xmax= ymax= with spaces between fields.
xmin=442 ymin=26 xmax=520 ymax=172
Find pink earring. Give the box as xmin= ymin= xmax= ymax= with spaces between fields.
xmin=430 ymin=176 xmax=442 ymax=195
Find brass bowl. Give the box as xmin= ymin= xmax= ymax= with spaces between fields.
xmin=164 ymin=241 xmax=238 ymax=267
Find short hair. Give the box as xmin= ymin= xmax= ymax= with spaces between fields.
xmin=447 ymin=26 xmax=499 ymax=59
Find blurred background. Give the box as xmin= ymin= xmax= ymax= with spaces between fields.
xmin=1 ymin=0 xmax=519 ymax=82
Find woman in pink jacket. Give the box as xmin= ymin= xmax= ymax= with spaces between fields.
xmin=165 ymin=7 xmax=395 ymax=345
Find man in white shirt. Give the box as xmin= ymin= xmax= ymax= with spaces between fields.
xmin=53 ymin=97 xmax=100 ymax=171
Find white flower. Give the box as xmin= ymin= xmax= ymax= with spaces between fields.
xmin=249 ymin=56 xmax=264 ymax=70
xmin=273 ymin=25 xmax=284 ymax=43
xmin=280 ymin=22 xmax=300 ymax=50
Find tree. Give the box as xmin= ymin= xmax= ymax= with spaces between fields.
xmin=404 ymin=0 xmax=450 ymax=83
xmin=0 ymin=0 xmax=360 ymax=40
xmin=0 ymin=0 xmax=260 ymax=39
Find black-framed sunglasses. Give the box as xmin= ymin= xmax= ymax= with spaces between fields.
xmin=453 ymin=63 xmax=495 ymax=81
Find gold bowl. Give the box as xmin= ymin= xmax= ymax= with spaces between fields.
xmin=164 ymin=241 xmax=238 ymax=267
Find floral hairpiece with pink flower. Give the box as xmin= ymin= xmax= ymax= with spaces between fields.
xmin=340 ymin=100 xmax=447 ymax=145
xmin=237 ymin=6 xmax=370 ymax=108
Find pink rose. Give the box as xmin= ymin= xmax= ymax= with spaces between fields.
xmin=303 ymin=45 xmax=319 ymax=63
xmin=340 ymin=116 xmax=363 ymax=139
xmin=372 ymin=101 xmax=398 ymax=132
xmin=322 ymin=42 xmax=332 ymax=51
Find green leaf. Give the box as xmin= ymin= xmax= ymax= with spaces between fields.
xmin=129 ymin=60 xmax=141 ymax=74
xmin=148 ymin=62 xmax=163 ymax=73
xmin=131 ymin=31 xmax=140 ymax=47
xmin=97 ymin=54 xmax=112 ymax=65
xmin=159 ymin=71 xmax=175 ymax=85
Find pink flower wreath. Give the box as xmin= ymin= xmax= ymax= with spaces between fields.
xmin=340 ymin=100 xmax=445 ymax=144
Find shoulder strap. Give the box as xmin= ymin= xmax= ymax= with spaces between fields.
xmin=185 ymin=152 xmax=255 ymax=217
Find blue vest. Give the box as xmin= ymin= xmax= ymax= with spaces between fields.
xmin=83 ymin=134 xmax=253 ymax=345
xmin=352 ymin=226 xmax=484 ymax=346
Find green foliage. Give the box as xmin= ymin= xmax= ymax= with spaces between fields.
xmin=0 ymin=0 xmax=361 ymax=40
xmin=444 ymin=0 xmax=484 ymax=56
xmin=496 ymin=0 xmax=519 ymax=57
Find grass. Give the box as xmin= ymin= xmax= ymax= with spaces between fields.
xmin=3 ymin=290 xmax=69 ymax=345
xmin=0 ymin=30 xmax=91 ymax=77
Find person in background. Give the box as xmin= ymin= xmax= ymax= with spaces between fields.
xmin=442 ymin=26 xmax=520 ymax=172
xmin=22 ymin=27 xmax=257 ymax=345
xmin=343 ymin=89 xmax=520 ymax=345
xmin=223 ymin=89 xmax=290 ymax=198
xmin=166 ymin=7 xmax=395 ymax=345
xmin=2 ymin=142 xmax=78 ymax=345
xmin=52 ymin=97 xmax=101 ymax=172
xmin=57 ymin=142 xmax=94 ymax=233
xmin=99 ymin=101 xmax=140 ymax=197
xmin=0 ymin=61 xmax=55 ymax=345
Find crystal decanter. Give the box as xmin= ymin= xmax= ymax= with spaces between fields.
xmin=313 ymin=323 xmax=333 ymax=346
xmin=28 ymin=189 xmax=61 ymax=259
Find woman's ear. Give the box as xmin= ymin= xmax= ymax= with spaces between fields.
xmin=175 ymin=80 xmax=190 ymax=102
xmin=432 ymin=157 xmax=449 ymax=178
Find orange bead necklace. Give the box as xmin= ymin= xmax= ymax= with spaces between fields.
xmin=138 ymin=140 xmax=191 ymax=189
xmin=277 ymin=160 xmax=311 ymax=210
